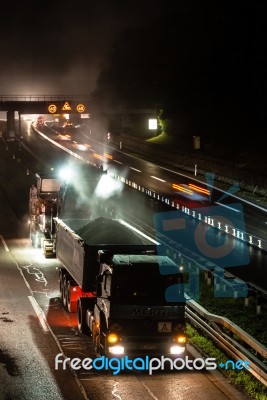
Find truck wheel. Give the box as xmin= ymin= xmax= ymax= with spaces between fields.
xmin=67 ymin=279 xmax=77 ymax=313
xmin=62 ymin=273 xmax=71 ymax=308
xmin=77 ymin=298 xmax=89 ymax=335
xmin=59 ymin=269 xmax=68 ymax=304
xmin=59 ymin=270 xmax=64 ymax=302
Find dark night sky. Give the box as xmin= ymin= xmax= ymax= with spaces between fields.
xmin=0 ymin=1 xmax=163 ymax=95
xmin=0 ymin=0 xmax=266 ymax=147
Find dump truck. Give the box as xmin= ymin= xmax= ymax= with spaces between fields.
xmin=56 ymin=216 xmax=187 ymax=358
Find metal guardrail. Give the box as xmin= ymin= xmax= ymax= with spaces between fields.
xmin=109 ymin=176 xmax=267 ymax=253
xmin=186 ymin=299 xmax=267 ymax=387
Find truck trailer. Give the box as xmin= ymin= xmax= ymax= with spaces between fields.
xmin=29 ymin=168 xmax=187 ymax=358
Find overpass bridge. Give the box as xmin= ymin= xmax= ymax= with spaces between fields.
xmin=0 ymin=95 xmax=92 ymax=139
xmin=0 ymin=95 xmax=158 ymax=140
xmin=0 ymin=95 xmax=91 ymax=113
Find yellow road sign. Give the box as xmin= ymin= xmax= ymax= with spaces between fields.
xmin=76 ymin=103 xmax=86 ymax=113
xmin=62 ymin=102 xmax=72 ymax=111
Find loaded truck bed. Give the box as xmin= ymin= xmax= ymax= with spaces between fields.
xmin=55 ymin=216 xmax=158 ymax=291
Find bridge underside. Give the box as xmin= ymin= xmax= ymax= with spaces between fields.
xmin=0 ymin=97 xmax=158 ymax=141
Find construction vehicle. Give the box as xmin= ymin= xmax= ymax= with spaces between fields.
xmin=29 ymin=165 xmax=187 ymax=358
xmin=29 ymin=172 xmax=62 ymax=257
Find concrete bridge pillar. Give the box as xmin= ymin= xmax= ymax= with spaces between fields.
xmin=7 ymin=110 xmax=16 ymax=140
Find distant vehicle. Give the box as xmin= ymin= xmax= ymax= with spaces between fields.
xmin=171 ymin=182 xmax=210 ymax=208
xmin=64 ymin=121 xmax=73 ymax=127
xmin=72 ymin=141 xmax=91 ymax=151
xmin=57 ymin=133 xmax=72 ymax=141
xmin=37 ymin=116 xmax=45 ymax=127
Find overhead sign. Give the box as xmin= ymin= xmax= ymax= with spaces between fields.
xmin=62 ymin=102 xmax=72 ymax=111
xmin=76 ymin=104 xmax=85 ymax=113
xmin=47 ymin=102 xmax=87 ymax=114
xmin=48 ymin=104 xmax=57 ymax=114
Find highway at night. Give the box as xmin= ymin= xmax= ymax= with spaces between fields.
xmin=0 ymin=120 xmax=265 ymax=399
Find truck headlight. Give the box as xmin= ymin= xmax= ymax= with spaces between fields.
xmin=108 ymin=346 xmax=124 ymax=355
xmin=170 ymin=345 xmax=185 ymax=355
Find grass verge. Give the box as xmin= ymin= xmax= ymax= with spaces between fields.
xmin=187 ymin=324 xmax=267 ymax=399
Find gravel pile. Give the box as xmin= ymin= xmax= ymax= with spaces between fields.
xmin=76 ymin=217 xmax=151 ymax=245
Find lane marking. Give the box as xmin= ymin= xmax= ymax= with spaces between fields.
xmin=23 ymin=265 xmax=48 ymax=286
xmin=28 ymin=295 xmax=49 ymax=332
xmin=0 ymin=234 xmax=9 ymax=251
xmin=112 ymin=382 xmax=123 ymax=400
xmin=140 ymin=381 xmax=159 ymax=400
xmin=150 ymin=175 xmax=166 ymax=183
xmin=130 ymin=167 xmax=141 ymax=172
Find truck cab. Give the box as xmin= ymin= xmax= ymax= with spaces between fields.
xmin=85 ymin=252 xmax=187 ymax=358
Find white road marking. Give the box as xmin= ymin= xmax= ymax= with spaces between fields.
xmin=112 ymin=382 xmax=123 ymax=400
xmin=28 ymin=295 xmax=49 ymax=332
xmin=130 ymin=167 xmax=141 ymax=172
xmin=140 ymin=381 xmax=159 ymax=400
xmin=23 ymin=265 xmax=48 ymax=286
xmin=150 ymin=176 xmax=166 ymax=182
xmin=0 ymin=234 xmax=9 ymax=251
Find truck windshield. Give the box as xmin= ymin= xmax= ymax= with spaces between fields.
xmin=112 ymin=269 xmax=185 ymax=305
